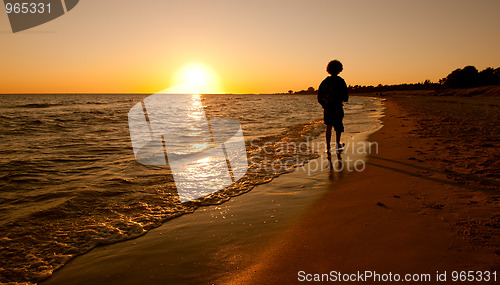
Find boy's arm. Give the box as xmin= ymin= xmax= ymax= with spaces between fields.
xmin=342 ymin=78 xmax=349 ymax=102
xmin=317 ymin=81 xmax=327 ymax=108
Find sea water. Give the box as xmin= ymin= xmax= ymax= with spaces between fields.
xmin=0 ymin=94 xmax=382 ymax=283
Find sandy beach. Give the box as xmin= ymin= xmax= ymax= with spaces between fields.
xmin=41 ymin=90 xmax=499 ymax=285
xmin=221 ymin=96 xmax=499 ymax=284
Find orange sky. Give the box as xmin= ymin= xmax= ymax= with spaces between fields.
xmin=1 ymin=0 xmax=500 ymax=94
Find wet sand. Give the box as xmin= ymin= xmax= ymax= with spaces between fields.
xmin=43 ymin=92 xmax=499 ymax=284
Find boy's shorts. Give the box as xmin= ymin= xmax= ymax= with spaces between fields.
xmin=324 ymin=107 xmax=344 ymax=132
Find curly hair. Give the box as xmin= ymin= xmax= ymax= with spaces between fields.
xmin=327 ymin=60 xmax=343 ymax=75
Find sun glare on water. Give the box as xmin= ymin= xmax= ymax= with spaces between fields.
xmin=169 ymin=63 xmax=223 ymax=94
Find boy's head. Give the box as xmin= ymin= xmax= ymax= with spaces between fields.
xmin=327 ymin=60 xmax=343 ymax=75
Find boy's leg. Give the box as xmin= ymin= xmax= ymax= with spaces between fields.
xmin=335 ymin=131 xmax=344 ymax=154
xmin=334 ymin=109 xmax=344 ymax=150
xmin=326 ymin=125 xmax=333 ymax=151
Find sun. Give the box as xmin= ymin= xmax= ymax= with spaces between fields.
xmin=185 ymin=66 xmax=206 ymax=86
xmin=169 ymin=63 xmax=223 ymax=94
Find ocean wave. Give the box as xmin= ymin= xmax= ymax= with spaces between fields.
xmin=15 ymin=103 xmax=65 ymax=108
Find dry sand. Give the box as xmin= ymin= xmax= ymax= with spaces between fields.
xmin=43 ymin=93 xmax=499 ymax=285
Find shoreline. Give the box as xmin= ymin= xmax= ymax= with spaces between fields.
xmin=41 ymin=135 xmax=376 ymax=285
xmin=42 ymin=96 xmax=499 ymax=284
xmin=41 ymin=107 xmax=382 ymax=284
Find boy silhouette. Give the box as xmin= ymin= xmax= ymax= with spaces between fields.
xmin=318 ymin=60 xmax=349 ymax=154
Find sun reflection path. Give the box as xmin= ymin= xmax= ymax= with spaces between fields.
xmin=128 ymin=91 xmax=248 ymax=202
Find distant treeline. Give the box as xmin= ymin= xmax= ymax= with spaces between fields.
xmin=442 ymin=66 xmax=500 ymax=89
xmin=287 ymin=65 xmax=500 ymax=94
